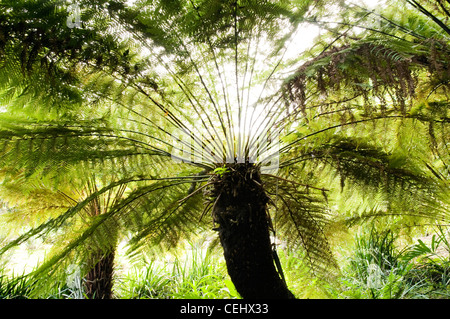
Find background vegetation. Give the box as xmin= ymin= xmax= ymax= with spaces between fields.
xmin=0 ymin=0 xmax=449 ymax=299
xmin=1 ymin=228 xmax=450 ymax=299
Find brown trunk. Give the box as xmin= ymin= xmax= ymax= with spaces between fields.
xmin=212 ymin=163 xmax=295 ymax=299
xmin=84 ymin=250 xmax=115 ymax=299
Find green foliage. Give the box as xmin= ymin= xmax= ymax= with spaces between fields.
xmin=0 ymin=0 xmax=342 ymax=282
xmin=0 ymin=271 xmax=36 ymax=299
xmin=281 ymin=1 xmax=450 ymax=273
xmin=213 ymin=165 xmax=230 ymax=177
xmin=0 ymin=0 xmax=144 ymax=114
xmin=354 ymin=228 xmax=400 ymax=270
xmin=277 ymin=248 xmax=329 ymax=298
xmin=328 ymin=226 xmax=450 ymax=299
xmin=0 ymin=0 xmax=448 ymax=299
xmin=117 ymin=262 xmax=173 ymax=299
xmin=47 ymin=268 xmax=87 ymax=299
xmin=327 ymin=228 xmax=409 ymax=299
xmin=117 ymin=244 xmax=238 ymax=299
xmin=401 ymin=225 xmax=450 ymax=261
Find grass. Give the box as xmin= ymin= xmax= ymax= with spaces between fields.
xmin=0 ymin=271 xmax=36 ymax=299
xmin=116 ymin=243 xmax=240 ymax=299
xmin=326 ymin=226 xmax=450 ymax=299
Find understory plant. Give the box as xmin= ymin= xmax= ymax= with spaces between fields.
xmin=0 ymin=271 xmax=36 ymax=299
xmin=116 ymin=244 xmax=239 ymax=299
xmin=329 ymin=225 xmax=450 ymax=299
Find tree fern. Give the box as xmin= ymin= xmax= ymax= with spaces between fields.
xmin=0 ymin=0 xmax=448 ymax=299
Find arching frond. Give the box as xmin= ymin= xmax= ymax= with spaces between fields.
xmin=263 ymin=174 xmax=338 ymax=277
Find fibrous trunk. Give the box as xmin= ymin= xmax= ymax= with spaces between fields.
xmin=84 ymin=250 xmax=115 ymax=299
xmin=211 ymin=163 xmax=295 ymax=299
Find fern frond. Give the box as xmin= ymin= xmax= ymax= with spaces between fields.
xmin=266 ymin=176 xmax=338 ymax=277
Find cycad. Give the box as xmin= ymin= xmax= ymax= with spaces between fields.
xmin=0 ymin=0 xmax=448 ymax=299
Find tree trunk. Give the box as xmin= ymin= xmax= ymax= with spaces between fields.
xmin=212 ymin=163 xmax=295 ymax=299
xmin=84 ymin=250 xmax=115 ymax=299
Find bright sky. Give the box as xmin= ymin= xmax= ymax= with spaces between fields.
xmin=168 ymin=0 xmax=387 ymax=167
